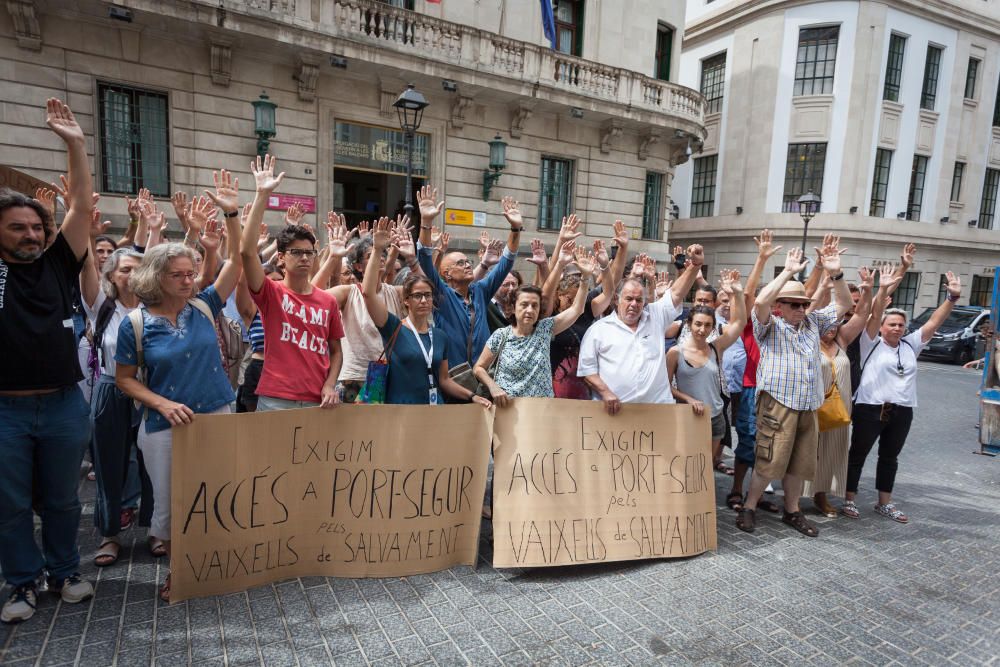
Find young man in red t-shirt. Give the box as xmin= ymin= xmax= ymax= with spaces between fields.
xmin=239 ymin=155 xmax=344 ymax=410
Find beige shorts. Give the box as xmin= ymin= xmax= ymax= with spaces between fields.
xmin=754 ymin=392 xmax=818 ymax=481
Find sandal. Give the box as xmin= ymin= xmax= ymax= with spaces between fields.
xmin=735 ymin=508 xmax=756 ymax=533
xmin=159 ymin=574 xmax=170 ymax=603
xmin=148 ymin=536 xmax=167 ymax=558
xmin=725 ymin=492 xmax=743 ymax=511
xmin=714 ymin=461 xmax=735 ymax=476
xmin=757 ymin=499 xmax=781 ymax=513
xmin=874 ymin=503 xmax=909 ymax=524
xmin=782 ymin=510 xmax=819 ymax=537
xmin=842 ymin=500 xmax=860 ymax=519
xmin=94 ymin=539 xmax=120 ymax=567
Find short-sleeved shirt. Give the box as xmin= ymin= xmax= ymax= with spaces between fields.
xmin=853 ymin=329 xmax=926 ymax=407
xmin=376 ymin=313 xmax=448 ymax=404
xmin=0 ymin=233 xmax=85 ymax=390
xmin=251 ymin=279 xmax=345 ymax=403
xmin=488 ymin=318 xmax=557 ymax=398
xmin=115 ymin=286 xmax=235 ymax=433
xmin=753 ymin=304 xmax=838 ymax=411
xmin=577 ymin=295 xmax=682 ymax=404
xmin=740 ymin=320 xmax=760 ymax=388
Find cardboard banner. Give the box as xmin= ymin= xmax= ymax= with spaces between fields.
xmin=492 ymin=399 xmax=717 ymax=568
xmin=170 ymin=404 xmax=493 ymax=602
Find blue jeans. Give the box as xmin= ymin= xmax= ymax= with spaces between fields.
xmin=0 ymin=387 xmax=91 ymax=586
xmin=734 ymin=386 xmax=757 ymax=465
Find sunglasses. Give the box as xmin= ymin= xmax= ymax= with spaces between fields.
xmin=778 ymin=301 xmax=808 ymax=310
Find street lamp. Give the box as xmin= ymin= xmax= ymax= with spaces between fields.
xmin=797 ymin=190 xmax=821 ymax=281
xmin=482 ymin=134 xmax=508 ymax=200
xmin=251 ymin=91 xmax=277 ymax=159
xmin=393 ymin=84 xmax=429 ymax=219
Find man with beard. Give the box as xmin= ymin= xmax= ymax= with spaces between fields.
xmin=577 ymin=245 xmax=704 ymax=415
xmin=0 ymin=99 xmax=95 ymax=623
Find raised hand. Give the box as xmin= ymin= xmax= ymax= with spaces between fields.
xmin=52 ymin=174 xmax=70 ymax=201
xmin=640 ymin=254 xmax=657 ymax=277
xmin=205 ymin=168 xmax=241 ymax=213
xmin=527 ymin=238 xmax=548 ymax=267
xmin=45 ymin=98 xmax=84 ymax=145
xmin=574 ymin=247 xmax=597 ymax=277
xmin=146 ymin=210 xmax=166 ymax=233
xmin=557 ymin=213 xmax=581 ymax=242
xmin=200 ymin=219 xmax=223 ymax=253
xmin=784 ymin=248 xmax=808 ymax=274
xmin=371 ymin=216 xmax=392 ymax=250
xmin=393 ymin=216 xmax=416 ymax=260
xmin=817 ymin=234 xmax=847 ymax=273
xmin=89 ymin=208 xmax=111 ymax=238
xmin=754 ymin=229 xmax=782 ymax=260
xmin=900 ymin=242 xmax=917 ymax=270
xmin=417 ymin=185 xmax=444 ymax=222
xmin=556 ymin=240 xmax=576 ymax=266
xmin=125 ymin=195 xmax=142 ymax=222
xmin=858 ymin=266 xmax=874 ymax=291
xmin=655 ymin=272 xmax=673 ymax=299
xmin=685 ymin=244 xmax=705 ymax=267
xmin=501 ymin=196 xmax=524 ymax=229
xmin=478 ymin=231 xmax=490 ymax=256
xmin=326 ymin=212 xmax=349 ymax=258
xmin=249 ymin=154 xmax=284 ymax=194
xmin=171 ymin=191 xmax=189 ymax=227
xmin=612 ymin=219 xmax=628 ymax=250
xmin=187 ymin=195 xmax=216 ymax=234
xmin=877 ymin=262 xmax=902 ymax=291
xmin=944 ymin=270 xmax=961 ymax=297
xmin=355 ymin=219 xmax=371 ymax=239
xmin=481 ymin=239 xmax=504 ymax=267
xmin=34 ymin=187 xmax=57 ymax=218
xmin=138 ymin=187 xmax=152 ymax=203
xmin=720 ymin=268 xmax=743 ymax=293
xmin=593 ymin=239 xmax=609 ymax=269
xmin=439 ymin=231 xmax=451 ymax=252
xmin=284 ymin=202 xmax=305 ymax=227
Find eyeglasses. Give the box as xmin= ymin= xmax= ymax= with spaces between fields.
xmin=408 ymin=292 xmax=434 ymax=302
xmin=451 ymin=259 xmax=472 ymax=267
xmin=778 ymin=301 xmax=807 ymax=310
xmin=285 ymin=249 xmax=317 ymax=258
xmin=167 ymin=271 xmax=196 ymax=281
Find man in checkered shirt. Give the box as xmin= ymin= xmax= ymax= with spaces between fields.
xmin=735 ymin=238 xmax=853 ymax=538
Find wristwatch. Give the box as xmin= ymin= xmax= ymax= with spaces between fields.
xmin=223 ymin=209 xmax=239 ymax=218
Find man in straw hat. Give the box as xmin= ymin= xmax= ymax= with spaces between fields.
xmin=736 ymin=234 xmax=853 ymax=537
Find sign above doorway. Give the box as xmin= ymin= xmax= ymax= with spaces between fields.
xmin=334 ymin=121 xmax=429 ymax=177
xmin=445 ymin=209 xmax=487 ymax=227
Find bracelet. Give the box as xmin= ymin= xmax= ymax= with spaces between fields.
xmin=947 ymin=292 xmax=960 ymax=303
xmin=598 ymin=263 xmax=610 ymax=273
xmin=127 ymin=218 xmax=139 ymax=226
xmin=831 ymin=272 xmax=844 ymax=281
xmin=223 ymin=209 xmax=239 ymax=218
xmin=420 ymin=225 xmax=433 ymax=230
xmin=510 ymin=226 xmax=522 ymax=233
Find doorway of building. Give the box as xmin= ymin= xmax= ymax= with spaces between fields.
xmin=333 ymin=169 xmax=423 ymax=229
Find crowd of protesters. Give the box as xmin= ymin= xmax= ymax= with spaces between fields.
xmin=0 ymin=99 xmax=965 ymax=623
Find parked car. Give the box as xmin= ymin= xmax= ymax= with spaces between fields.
xmin=906 ymin=306 xmax=990 ymax=364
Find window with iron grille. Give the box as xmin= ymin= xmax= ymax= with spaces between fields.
xmin=978 ymin=168 xmax=1000 ymax=229
xmin=655 ymin=23 xmax=673 ymax=81
xmin=906 ymin=155 xmax=928 ymax=221
xmin=893 ymin=272 xmax=921 ymax=318
xmin=690 ymin=155 xmax=718 ymax=218
xmin=951 ymin=162 xmax=965 ymax=202
xmin=539 ymin=157 xmax=574 ymax=231
xmin=994 ymin=80 xmax=1000 ymax=127
xmin=642 ymin=171 xmax=664 ymax=240
xmin=920 ymin=45 xmax=943 ymax=110
xmin=700 ymin=52 xmax=726 ymax=114
xmin=965 ymin=57 xmax=980 ymax=99
xmin=883 ymin=33 xmax=906 ymax=102
xmin=971 ymin=274 xmax=994 ymax=307
xmin=554 ymin=0 xmax=584 ymax=57
xmin=869 ymin=148 xmax=892 ymax=217
xmin=793 ymin=26 xmax=839 ymax=96
xmin=98 ymin=83 xmax=170 ymax=197
xmin=782 ymin=143 xmax=826 ymax=212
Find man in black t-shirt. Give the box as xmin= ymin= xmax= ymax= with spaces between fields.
xmin=0 ymin=99 xmax=96 ymax=624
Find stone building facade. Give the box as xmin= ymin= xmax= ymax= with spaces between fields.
xmin=1 ymin=0 xmax=706 ymax=259
xmin=672 ymin=0 xmax=1000 ymax=315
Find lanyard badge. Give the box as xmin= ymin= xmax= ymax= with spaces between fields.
xmin=406 ymin=318 xmax=438 ymax=404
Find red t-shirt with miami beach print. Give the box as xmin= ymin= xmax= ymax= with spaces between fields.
xmin=251 ymin=279 xmax=344 ymax=403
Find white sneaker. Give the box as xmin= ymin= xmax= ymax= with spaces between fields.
xmin=48 ymin=574 xmax=93 ymax=604
xmin=1 ymin=584 xmax=37 ymax=623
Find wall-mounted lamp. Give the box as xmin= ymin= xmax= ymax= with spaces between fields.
xmin=969 ymin=218 xmax=979 ymax=226
xmin=442 ymin=79 xmax=458 ymax=92
xmin=251 ymin=91 xmax=277 ymax=159
xmin=736 ymin=206 xmax=743 ymax=215
xmin=940 ymin=216 xmax=950 ymax=224
xmin=330 ymin=54 xmax=348 ymax=69
xmin=109 ymin=6 xmax=132 ymax=21
xmin=482 ymin=134 xmax=508 ymax=200
xmin=849 ymin=206 xmax=858 ymax=214
xmin=570 ymin=107 xmax=584 ymax=119
xmin=897 ymin=211 xmax=907 ymax=219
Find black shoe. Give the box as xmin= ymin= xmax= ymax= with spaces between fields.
xmin=736 ymin=508 xmax=756 ymax=533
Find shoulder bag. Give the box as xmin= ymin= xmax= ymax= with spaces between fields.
xmin=356 ymin=322 xmax=402 ymax=404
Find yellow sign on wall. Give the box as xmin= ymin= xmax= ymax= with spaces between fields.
xmin=445 ymin=209 xmax=486 ymax=227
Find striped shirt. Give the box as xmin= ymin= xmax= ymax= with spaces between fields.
xmin=752 ymin=304 xmax=838 ymax=411
xmin=248 ymin=312 xmax=265 ymax=354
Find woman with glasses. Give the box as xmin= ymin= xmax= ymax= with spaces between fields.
xmin=115 ymin=215 xmax=242 ymax=601
xmin=361 ymin=219 xmax=491 ymax=406
xmin=843 ymin=270 xmax=963 ymax=523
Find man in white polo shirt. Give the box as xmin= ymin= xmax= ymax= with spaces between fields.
xmin=578 ymin=245 xmax=704 ymax=414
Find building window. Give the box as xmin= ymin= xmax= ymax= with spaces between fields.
xmin=869 ymin=148 xmax=893 ymax=217
xmin=951 ymin=162 xmax=965 ymax=202
xmin=782 ymin=143 xmax=827 ymax=212
xmin=920 ymin=45 xmax=943 ymax=110
xmin=379 ymin=0 xmax=414 ymax=8
xmin=97 ymin=83 xmax=170 ymax=197
xmin=971 ymin=274 xmax=994 ymax=307
xmin=655 ymin=23 xmax=673 ymax=81
xmin=994 ymin=80 xmax=1000 ymax=127
xmin=965 ymin=57 xmax=980 ymax=99
xmin=793 ymin=26 xmax=839 ymax=96
xmin=978 ymin=168 xmax=1000 ymax=229
xmin=539 ymin=157 xmax=573 ymax=231
xmin=883 ymin=33 xmax=906 ymax=102
xmin=894 ymin=272 xmax=921 ymax=317
xmin=906 ymin=155 xmax=928 ymax=221
xmin=937 ymin=273 xmax=949 ymax=304
xmin=554 ymin=0 xmax=583 ymax=56
xmin=699 ymin=52 xmax=726 ymax=114
xmin=642 ymin=172 xmax=664 ymax=239
xmin=690 ymin=155 xmax=718 ymax=218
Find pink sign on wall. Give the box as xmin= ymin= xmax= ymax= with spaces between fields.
xmin=267 ymin=194 xmax=317 ymax=213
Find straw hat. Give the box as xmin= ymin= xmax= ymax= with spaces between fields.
xmin=775 ymin=280 xmax=813 ymax=303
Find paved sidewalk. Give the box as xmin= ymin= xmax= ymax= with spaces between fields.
xmin=2 ymin=362 xmax=998 ymax=666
